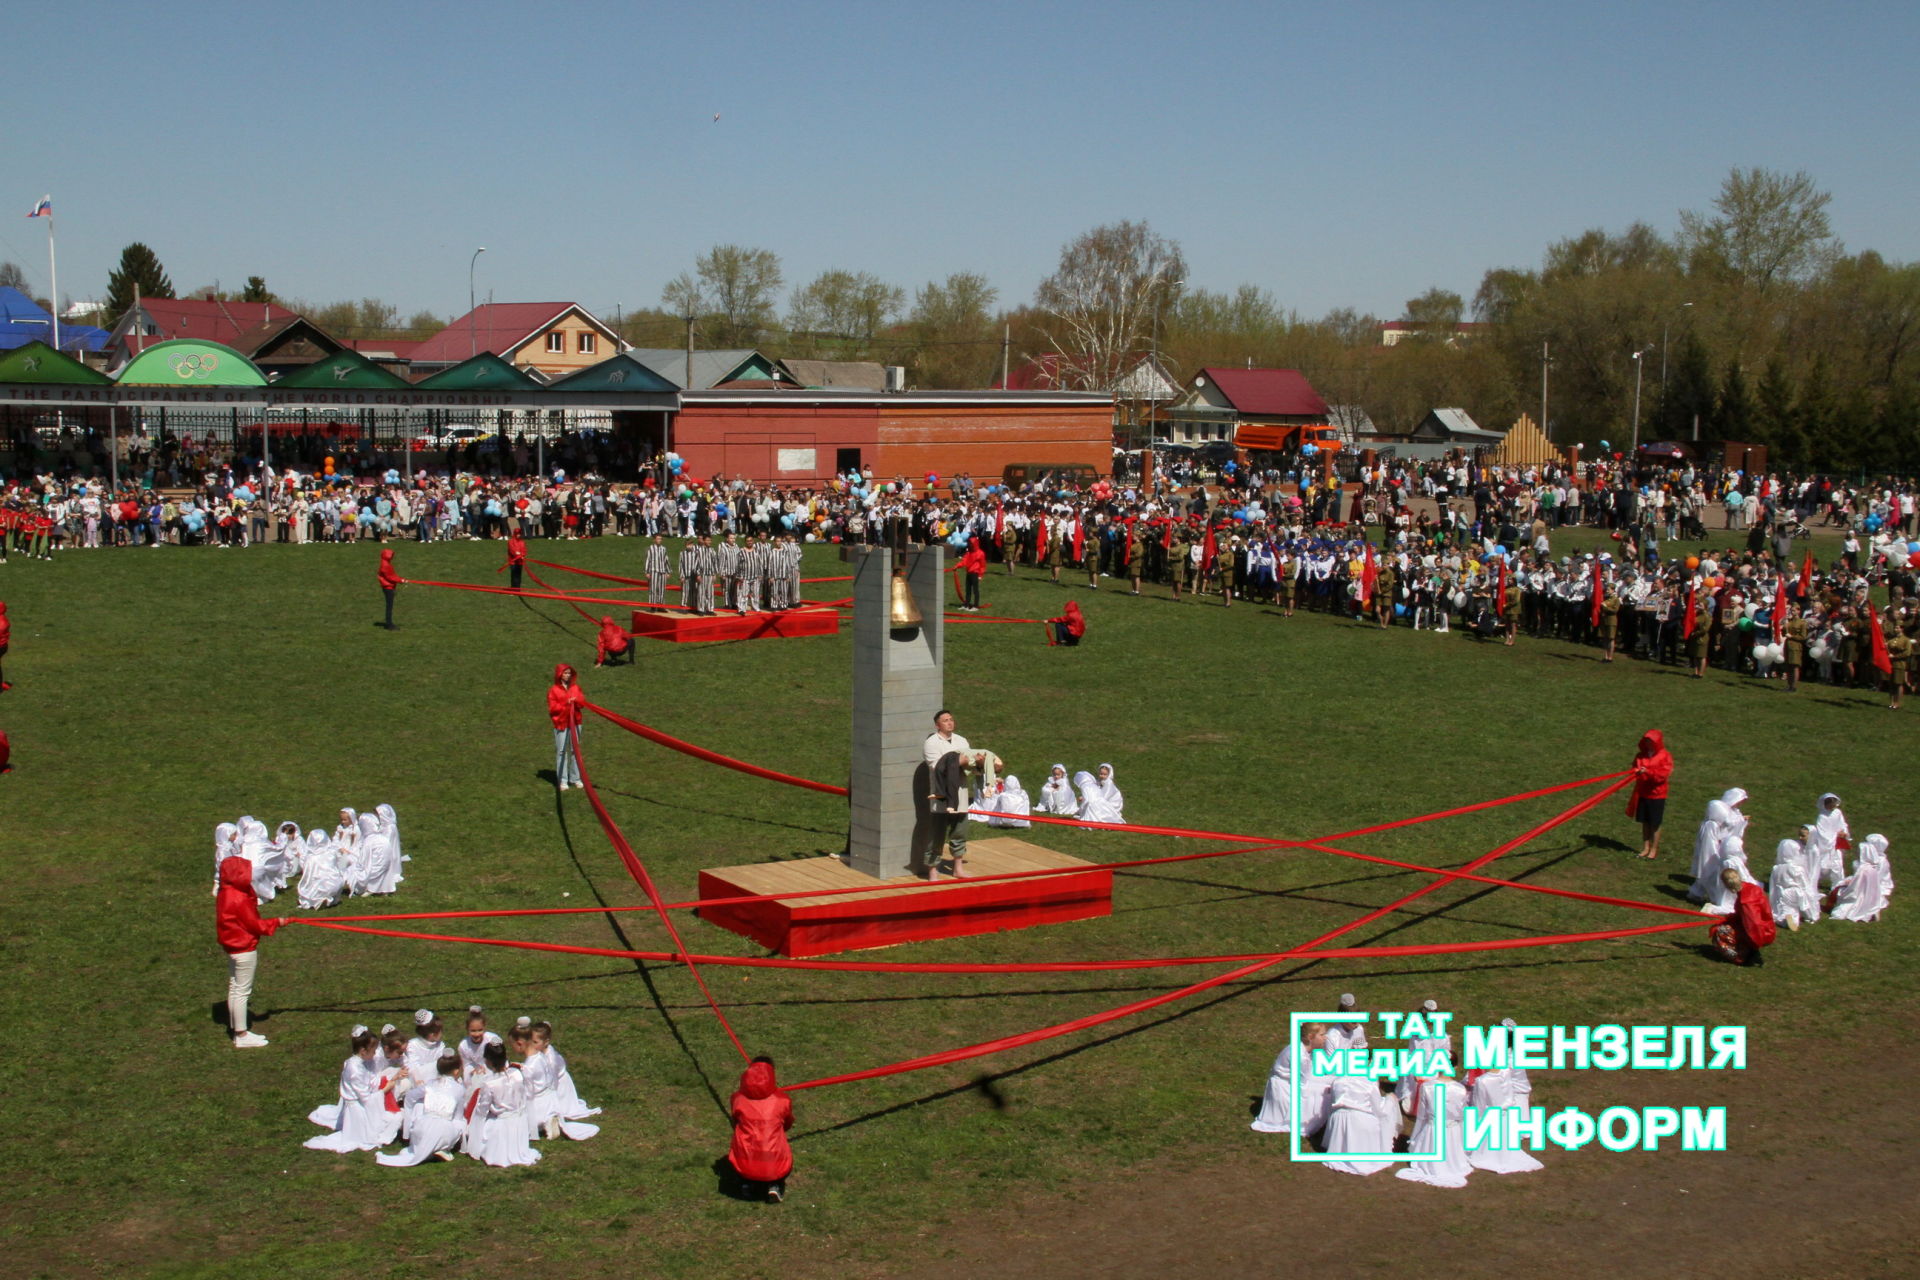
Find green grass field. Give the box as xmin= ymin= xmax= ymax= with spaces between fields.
xmin=3 ymin=533 xmax=1911 ymax=1278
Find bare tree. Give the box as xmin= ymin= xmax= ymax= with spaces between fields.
xmin=0 ymin=261 xmax=28 ymax=293
xmin=1679 ymin=168 xmax=1837 ymax=292
xmin=667 ymin=245 xmax=783 ymax=347
xmin=1034 ymin=220 xmax=1186 ymax=391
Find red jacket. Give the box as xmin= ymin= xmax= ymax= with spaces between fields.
xmin=216 ymin=856 xmax=281 ymax=955
xmin=961 ymin=538 xmax=988 ymax=576
xmin=596 ymin=617 xmax=629 ymax=657
xmin=0 ymin=600 xmax=9 ymax=649
xmin=1627 ymin=729 xmax=1673 ymax=814
xmin=1048 ymin=600 xmax=1087 ymax=637
xmin=727 ymin=1061 xmax=794 ymax=1181
xmin=507 ymin=534 xmax=527 ymax=566
xmin=377 ymin=549 xmax=401 ymax=590
xmin=1734 ymin=881 xmax=1777 ymax=950
xmin=547 ymin=663 xmax=585 ymax=729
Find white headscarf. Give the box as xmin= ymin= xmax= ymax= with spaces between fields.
xmin=1038 ymin=764 xmax=1077 ymax=815
xmin=375 ymin=804 xmax=402 ymax=864
xmin=987 ymin=775 xmax=1031 ymax=828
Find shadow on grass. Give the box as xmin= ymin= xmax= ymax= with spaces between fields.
xmin=593 ymin=784 xmax=844 ymax=839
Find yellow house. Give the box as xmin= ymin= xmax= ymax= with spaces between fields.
xmin=408 ymin=301 xmax=626 ymax=379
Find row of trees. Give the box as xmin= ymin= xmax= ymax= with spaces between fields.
xmin=16 ymin=168 xmax=1914 ymax=474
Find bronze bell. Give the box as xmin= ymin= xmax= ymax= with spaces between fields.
xmin=888 ymin=569 xmax=924 ymax=628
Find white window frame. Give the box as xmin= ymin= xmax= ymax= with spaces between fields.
xmin=577 ymin=331 xmax=595 ymax=355
xmin=546 ymin=331 xmax=565 ymax=353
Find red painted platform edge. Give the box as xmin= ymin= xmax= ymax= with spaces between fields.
xmin=631 ymin=607 xmax=840 ymax=644
xmin=696 ymin=867 xmax=1114 ymax=958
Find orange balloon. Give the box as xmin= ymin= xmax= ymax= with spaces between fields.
xmin=1684 ymin=556 xmax=1700 ymax=571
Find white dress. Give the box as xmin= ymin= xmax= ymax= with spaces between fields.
xmin=1809 ymin=799 xmax=1850 ymax=889
xmin=984 ymin=777 xmax=1032 ymax=829
xmin=359 ymin=813 xmax=403 ymax=895
xmin=1701 ymin=838 xmax=1759 ymax=915
xmin=472 ymin=1067 xmax=541 ymax=1167
xmin=377 ymin=1075 xmax=465 ymax=1166
xmin=524 ymin=1046 xmax=602 ymax=1140
xmin=1767 ymin=840 xmax=1821 ymax=927
xmin=1036 ymin=769 xmax=1078 ymax=816
xmin=296 ymin=830 xmax=347 ymax=909
xmin=305 ymin=1057 xmax=389 ymax=1153
xmin=1688 ymin=800 xmax=1733 ymax=895
xmin=376 ymin=803 xmax=407 ymax=864
xmin=1465 ymin=1067 xmax=1544 ymax=1173
xmin=1251 ymin=1043 xmax=1330 ymax=1135
xmin=1395 ymin=1075 xmax=1473 ymax=1188
xmin=1829 ymin=837 xmax=1892 ymax=922
xmin=1322 ymin=1077 xmax=1398 ymax=1175
xmin=458 ymin=1032 xmax=503 ymax=1081
xmin=1074 ymin=766 xmax=1124 ymax=826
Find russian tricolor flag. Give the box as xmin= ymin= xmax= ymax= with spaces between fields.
xmin=27 ymin=195 xmax=51 ymax=218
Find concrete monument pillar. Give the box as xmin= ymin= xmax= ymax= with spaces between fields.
xmin=844 ymin=541 xmax=945 ymax=879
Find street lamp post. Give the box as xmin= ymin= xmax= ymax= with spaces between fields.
xmin=468 ymin=247 xmax=487 ymax=357
xmin=1149 ymin=273 xmax=1185 ymax=458
xmin=1629 ymin=346 xmax=1653 ymax=463
xmin=1658 ymin=301 xmax=1693 ymax=424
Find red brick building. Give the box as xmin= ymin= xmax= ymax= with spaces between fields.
xmin=672 ymin=389 xmax=1112 ymax=485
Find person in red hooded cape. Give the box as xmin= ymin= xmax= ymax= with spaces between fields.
xmin=377 ymin=548 xmax=401 ymax=629
xmin=960 ymin=536 xmax=987 ymax=611
xmin=1709 ymin=867 xmax=1776 ymax=966
xmin=0 ymin=599 xmax=10 ymax=690
xmin=0 ymin=728 xmax=11 ymax=774
xmin=548 ymin=663 xmax=586 ymax=790
xmin=217 ymin=854 xmax=284 ymax=1047
xmin=1046 ymin=599 xmax=1087 ymax=647
xmin=726 ymin=1056 xmax=794 ymax=1201
xmin=594 ymin=616 xmax=631 ymax=668
xmin=1627 ymin=729 xmax=1674 ymax=861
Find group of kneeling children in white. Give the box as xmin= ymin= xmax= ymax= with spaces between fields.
xmin=305 ymin=1006 xmax=600 ymax=1167
xmin=1252 ymin=997 xmax=1537 ymax=1188
xmin=214 ymin=806 xmax=408 ymax=909
xmin=969 ymin=763 xmax=1126 ymax=827
xmin=1691 ymin=789 xmax=1893 ymax=928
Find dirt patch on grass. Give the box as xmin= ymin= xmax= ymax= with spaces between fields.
xmin=868 ymin=1030 xmax=1918 ymax=1280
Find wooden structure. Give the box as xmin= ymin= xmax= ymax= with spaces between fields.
xmin=697 ymin=836 xmax=1114 ymax=957
xmin=1487 ymin=413 xmax=1568 ymax=469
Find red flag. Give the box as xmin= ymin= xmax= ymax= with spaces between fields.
xmin=1361 ymin=543 xmax=1377 ymax=607
xmin=1159 ymin=518 xmax=1173 ymax=552
xmin=1035 ymin=516 xmax=1049 ymax=562
xmin=993 ymin=502 xmax=1004 ymax=547
xmin=1869 ymin=604 xmax=1893 ymax=675
xmin=1071 ymin=518 xmax=1085 ymax=563
xmin=1683 ymin=583 xmax=1697 ymax=638
xmin=1590 ymin=561 xmax=1605 ymax=627
xmin=1772 ymin=575 xmax=1786 ymax=643
xmin=1495 ymin=558 xmax=1508 ymax=615
xmin=1122 ymin=518 xmax=1135 ymax=567
xmin=1201 ymin=522 xmax=1218 ymax=575
xmin=1798 ymin=550 xmax=1813 ymax=599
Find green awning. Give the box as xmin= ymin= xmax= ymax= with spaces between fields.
xmin=544 ymin=353 xmax=679 ymax=393
xmin=413 ymin=353 xmax=543 ymax=390
xmin=119 ymin=339 xmax=268 ymax=386
xmin=274 ymin=349 xmax=413 ymax=390
xmin=0 ymin=341 xmax=111 ymax=385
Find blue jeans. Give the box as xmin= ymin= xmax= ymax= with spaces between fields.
xmin=554 ymin=728 xmax=581 ymax=787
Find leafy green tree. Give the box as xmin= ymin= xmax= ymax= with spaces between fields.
xmin=786 ymin=269 xmax=904 ymax=359
xmin=663 ymin=245 xmax=783 ymax=348
xmin=1401 ymin=287 xmax=1464 ymax=339
xmin=1753 ymin=355 xmax=1800 ymax=469
xmin=104 ymin=242 xmax=174 ymax=321
xmin=1680 ymin=167 xmax=1835 ymax=292
xmin=907 ymin=273 xmax=999 ymax=388
xmin=241 ymin=276 xmax=273 ymax=303
xmin=1714 ymin=361 xmax=1755 ymax=444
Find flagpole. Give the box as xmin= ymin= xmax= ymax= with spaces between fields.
xmin=47 ymin=205 xmax=59 ymax=354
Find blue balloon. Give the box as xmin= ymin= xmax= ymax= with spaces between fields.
xmin=1394 ymin=603 xmax=1408 ymax=617
xmin=780 ymin=514 xmax=793 ymax=529
xmin=669 ymin=458 xmax=684 ymax=472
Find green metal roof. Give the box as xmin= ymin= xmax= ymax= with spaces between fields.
xmin=0 ymin=341 xmax=112 ymax=385
xmin=273 ymin=349 xmax=413 ymax=390
xmin=118 ymin=339 xmax=268 ymax=386
xmin=544 ymin=352 xmax=680 ymax=393
xmin=412 ymin=352 xmax=544 ymax=390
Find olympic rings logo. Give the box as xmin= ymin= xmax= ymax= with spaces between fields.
xmin=168 ymin=352 xmax=221 ymax=379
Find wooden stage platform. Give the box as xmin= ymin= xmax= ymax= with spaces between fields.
xmin=630 ymin=605 xmax=840 ymax=644
xmin=696 ymin=836 xmax=1114 ymax=957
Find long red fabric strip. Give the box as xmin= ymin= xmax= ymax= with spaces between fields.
xmin=783 ymin=775 xmax=1633 ymax=1089
xmin=290 ymin=916 xmax=1705 ymax=975
xmin=402 ymin=577 xmax=651 ymax=610
xmin=583 ymin=701 xmax=849 ymax=795
xmin=568 ymin=726 xmax=750 ymax=1061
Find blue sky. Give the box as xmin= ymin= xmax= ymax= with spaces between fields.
xmin=7 ymin=0 xmax=1915 ymax=330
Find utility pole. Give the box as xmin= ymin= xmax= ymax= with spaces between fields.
xmin=468 ymin=247 xmax=486 ymax=357
xmin=684 ymin=311 xmax=696 ymax=390
xmin=1000 ymin=323 xmax=1010 ymax=389
xmin=1630 ymin=347 xmax=1651 ymax=459
xmin=1540 ymin=341 xmax=1551 ymax=443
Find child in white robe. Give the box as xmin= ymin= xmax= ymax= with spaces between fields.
xmin=1396 ymin=1000 xmax=1453 ymax=1114
xmin=524 ymin=1021 xmax=602 ymax=1140
xmin=1702 ymin=837 xmax=1759 ymax=915
xmin=1808 ymin=793 xmax=1850 ymax=890
xmin=1688 ymin=798 xmax=1736 ymax=898
xmin=375 ymin=803 xmax=406 ymax=864
xmin=378 ymin=1052 xmax=465 ymax=1165
xmin=358 ymin=812 xmax=403 ymax=895
xmin=1074 ymin=764 xmax=1124 ymax=825
xmin=458 ymin=1006 xmax=503 ymax=1080
xmin=403 ymin=1010 xmax=446 ymax=1097
xmin=1828 ymin=835 xmax=1892 ymax=922
xmin=1322 ymin=1077 xmax=1398 ymax=1175
xmin=469 ymin=1042 xmax=541 ymax=1167
xmin=1036 ymin=764 xmax=1077 ymax=816
xmin=1251 ymin=1023 xmax=1331 ymax=1135
xmin=305 ymin=1029 xmax=391 ymax=1153
xmin=1324 ymin=993 xmax=1368 ymax=1052
xmin=211 ymin=822 xmax=240 ymax=896
xmin=1768 ymin=833 xmax=1820 ymax=929
xmin=296 ymin=829 xmax=346 ymax=909
xmin=984 ymin=775 xmax=1032 ymax=829
xmin=1395 ymin=1057 xmax=1474 ymax=1188
xmin=1466 ymin=1022 xmax=1543 ymax=1174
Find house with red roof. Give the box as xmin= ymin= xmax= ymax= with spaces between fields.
xmin=406 ymin=302 xmax=626 ymax=380
xmin=105 ymin=298 xmax=346 ymax=378
xmin=1163 ymin=366 xmax=1328 ymax=446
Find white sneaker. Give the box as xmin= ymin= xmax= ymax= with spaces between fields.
xmin=233 ymin=1031 xmax=270 ymax=1048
